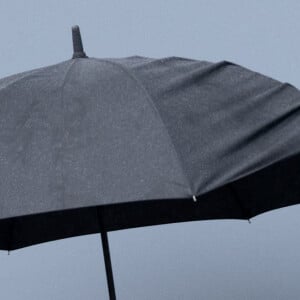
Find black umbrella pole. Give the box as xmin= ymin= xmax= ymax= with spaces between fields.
xmin=101 ymin=230 xmax=117 ymax=300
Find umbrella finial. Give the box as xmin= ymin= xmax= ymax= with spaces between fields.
xmin=72 ymin=25 xmax=87 ymax=59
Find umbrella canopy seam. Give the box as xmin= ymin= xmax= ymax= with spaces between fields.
xmin=59 ymin=59 xmax=77 ymax=210
xmin=0 ymin=66 xmax=52 ymax=91
xmin=90 ymin=58 xmax=194 ymax=196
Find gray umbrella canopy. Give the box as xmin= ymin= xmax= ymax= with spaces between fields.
xmin=1 ymin=27 xmax=300 ymax=250
xmin=1 ymin=26 xmax=300 ymax=298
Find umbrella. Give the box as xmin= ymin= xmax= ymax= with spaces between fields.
xmin=1 ymin=25 xmax=300 ymax=299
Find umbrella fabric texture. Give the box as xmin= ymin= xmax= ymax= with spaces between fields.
xmin=0 ymin=28 xmax=300 ymax=251
xmin=1 ymin=26 xmax=300 ymax=299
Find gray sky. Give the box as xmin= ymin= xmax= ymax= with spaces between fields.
xmin=1 ymin=1 xmax=300 ymax=299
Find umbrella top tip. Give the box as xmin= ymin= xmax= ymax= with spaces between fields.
xmin=72 ymin=25 xmax=80 ymax=31
xmin=71 ymin=25 xmax=88 ymax=59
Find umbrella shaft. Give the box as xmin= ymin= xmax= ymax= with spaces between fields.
xmin=101 ymin=230 xmax=117 ymax=300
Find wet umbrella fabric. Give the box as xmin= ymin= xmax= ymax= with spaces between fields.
xmin=1 ymin=26 xmax=300 ymax=299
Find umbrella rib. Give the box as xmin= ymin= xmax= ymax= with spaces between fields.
xmin=90 ymin=58 xmax=194 ymax=196
xmin=59 ymin=59 xmax=77 ymax=208
xmin=0 ymin=67 xmax=47 ymax=92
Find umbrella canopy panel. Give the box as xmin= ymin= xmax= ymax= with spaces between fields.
xmin=0 ymin=55 xmax=300 ymax=250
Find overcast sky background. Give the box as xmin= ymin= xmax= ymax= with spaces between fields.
xmin=1 ymin=1 xmax=300 ymax=299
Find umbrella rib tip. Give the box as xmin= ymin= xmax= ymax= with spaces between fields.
xmin=72 ymin=25 xmax=88 ymax=59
